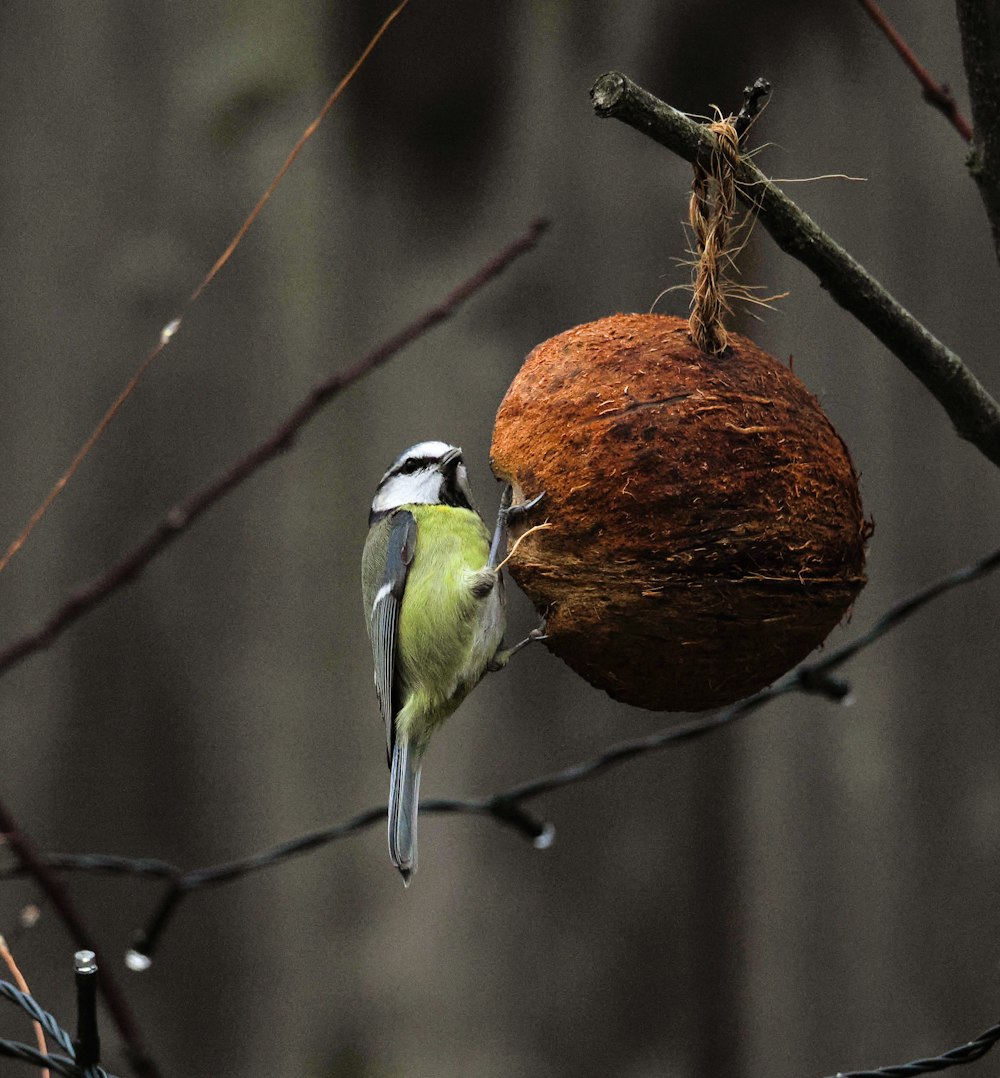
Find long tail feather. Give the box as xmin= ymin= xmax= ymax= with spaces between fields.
xmin=388 ymin=738 xmax=422 ymax=885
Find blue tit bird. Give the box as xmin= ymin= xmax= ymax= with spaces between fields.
xmin=362 ymin=441 xmax=509 ymax=885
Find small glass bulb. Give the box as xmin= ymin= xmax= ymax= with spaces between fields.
xmin=124 ymin=949 xmax=152 ymax=972
xmin=533 ymin=822 xmax=556 ymax=850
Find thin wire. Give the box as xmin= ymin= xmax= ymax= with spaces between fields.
xmin=1 ymin=537 xmax=996 ymax=857
xmin=0 ymin=979 xmax=114 ymax=1076
xmin=2 ymin=546 xmax=999 ymax=1077
xmin=0 ymin=980 xmax=75 ymax=1052
xmin=826 ymin=1018 xmax=1000 ymax=1076
xmin=0 ymin=934 xmax=50 ymax=1075
xmin=6 ymin=539 xmax=998 ymax=968
xmin=0 ymin=1039 xmax=111 ymax=1078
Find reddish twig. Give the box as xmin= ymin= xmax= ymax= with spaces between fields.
xmin=0 ymin=799 xmax=162 ymax=1078
xmin=0 ymin=0 xmax=410 ymax=578
xmin=0 ymin=935 xmax=49 ymax=1078
xmin=0 ymin=219 xmax=548 ymax=679
xmin=189 ymin=0 xmax=410 ymax=303
xmin=857 ymin=0 xmax=973 ymax=142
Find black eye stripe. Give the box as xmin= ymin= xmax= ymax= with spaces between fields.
xmin=387 ymin=454 xmax=459 ymax=478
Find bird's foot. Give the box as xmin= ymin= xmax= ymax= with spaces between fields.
xmin=488 ymin=487 xmax=546 ymax=569
xmin=488 ymin=625 xmax=549 ymax=671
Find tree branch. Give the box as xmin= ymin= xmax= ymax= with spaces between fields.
xmin=857 ymin=0 xmax=972 ymax=141
xmin=589 ymin=72 xmax=1000 ymax=469
xmin=0 ymin=218 xmax=548 ymax=679
xmin=956 ymin=0 xmax=1000 ymax=269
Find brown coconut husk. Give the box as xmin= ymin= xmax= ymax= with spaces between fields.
xmin=491 ymin=105 xmax=868 ymax=711
xmin=490 ymin=312 xmax=869 ymax=711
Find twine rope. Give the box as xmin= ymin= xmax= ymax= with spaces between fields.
xmin=688 ymin=119 xmax=741 ymax=354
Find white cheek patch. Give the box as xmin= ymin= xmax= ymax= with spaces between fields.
xmin=372 ymin=469 xmax=442 ymax=512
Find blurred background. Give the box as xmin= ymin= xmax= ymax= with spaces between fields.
xmin=1 ymin=2 xmax=999 ymax=1076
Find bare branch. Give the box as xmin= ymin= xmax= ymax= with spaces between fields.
xmin=857 ymin=0 xmax=973 ymax=141
xmin=589 ymin=72 xmax=1000 ymax=469
xmin=0 ymin=219 xmax=548 ymax=679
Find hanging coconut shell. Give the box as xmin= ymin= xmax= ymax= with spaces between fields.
xmin=490 ymin=312 xmax=869 ymax=711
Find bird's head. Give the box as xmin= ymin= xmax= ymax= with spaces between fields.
xmin=370 ymin=441 xmax=476 ymax=521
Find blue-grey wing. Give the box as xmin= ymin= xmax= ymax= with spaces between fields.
xmin=370 ymin=510 xmax=416 ymax=763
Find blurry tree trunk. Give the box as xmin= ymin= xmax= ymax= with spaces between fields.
xmin=957 ymin=0 xmax=1000 ymax=266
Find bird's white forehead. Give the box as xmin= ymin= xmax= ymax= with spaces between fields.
xmin=394 ymin=440 xmax=459 ymax=465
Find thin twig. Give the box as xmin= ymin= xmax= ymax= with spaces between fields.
xmin=0 ymin=219 xmax=548 ymax=679
xmin=0 ymin=0 xmax=410 ymax=578
xmin=733 ymin=77 xmax=771 ymax=139
xmin=857 ymin=0 xmax=973 ymax=141
xmin=589 ymin=72 xmax=1000 ymax=469
xmin=188 ymin=0 xmax=410 ymax=303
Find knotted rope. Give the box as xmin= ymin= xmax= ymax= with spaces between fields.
xmin=688 ymin=118 xmax=741 ymax=354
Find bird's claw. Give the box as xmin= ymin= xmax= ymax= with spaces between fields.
xmin=490 ymin=622 xmax=549 ymax=670
xmin=504 ymin=490 xmax=546 ymax=526
xmin=489 ymin=487 xmax=546 ymax=569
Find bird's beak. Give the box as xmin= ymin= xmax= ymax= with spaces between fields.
xmin=441 ymin=448 xmax=462 ymax=469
